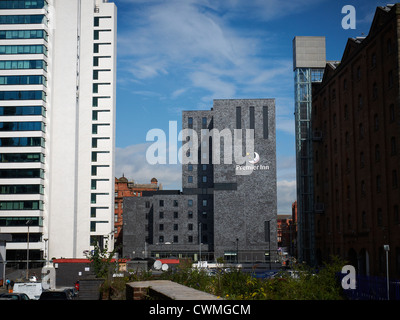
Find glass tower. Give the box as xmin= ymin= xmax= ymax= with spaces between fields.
xmin=293 ymin=37 xmax=326 ymax=265
xmin=0 ymin=0 xmax=48 ymax=268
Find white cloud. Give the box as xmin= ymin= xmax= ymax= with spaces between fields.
xmin=277 ymin=179 xmax=296 ymax=215
xmin=115 ymin=143 xmax=182 ymax=190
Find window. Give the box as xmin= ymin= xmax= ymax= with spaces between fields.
xmin=202 ymin=117 xmax=207 ymax=129
xmin=372 ymin=83 xmax=378 ymax=99
xmin=188 ymin=176 xmax=193 ymax=183
xmin=388 ymin=70 xmax=394 ymax=88
xmin=357 ymin=66 xmax=361 ymax=80
xmin=159 ymin=236 xmax=164 ymax=243
xmin=0 ymin=168 xmax=43 ymax=179
xmin=376 ymin=175 xmax=381 ymax=193
xmin=202 ymin=176 xmax=207 ymax=183
xmin=0 ymin=14 xmax=45 ymax=24
xmin=145 ymin=201 xmax=150 ymax=208
xmin=371 ymin=53 xmax=376 ymax=68
xmin=159 ymin=212 xmax=164 ymax=219
xmin=188 ymin=211 xmax=193 ymax=219
xmin=0 ymin=184 xmax=42 ymax=195
xmin=377 ymin=208 xmax=383 ymax=227
xmin=344 ymin=105 xmax=349 ymax=120
xmin=0 ymin=106 xmax=44 ymax=116
xmin=173 ymin=224 xmax=178 ymax=231
xmin=0 ymin=137 xmax=44 ymax=147
xmin=263 ymin=106 xmax=269 ymax=139
xmin=202 ymin=200 xmax=207 ymax=207
xmin=0 ymin=29 xmax=47 ymax=40
xmin=0 ymin=121 xmax=44 ymax=132
xmin=0 ymin=45 xmax=47 ymax=55
xmin=0 ymin=216 xmax=41 ymax=226
xmin=159 ymin=224 xmax=164 ymax=231
xmin=188 ymin=223 xmax=193 ymax=231
xmin=0 ymin=153 xmax=43 ymax=163
xmin=0 ymin=200 xmax=43 ymax=211
xmin=358 ymin=95 xmax=363 ymax=109
xmin=0 ymin=1 xmax=47 ymax=10
xmin=375 ymin=145 xmax=380 ymax=162
xmin=249 ymin=106 xmax=255 ymax=130
xmin=174 ymin=212 xmax=178 ymax=219
xmin=394 ymin=205 xmax=399 ymax=225
xmin=236 ymin=107 xmax=241 ymax=129
xmin=188 ymin=236 xmax=193 ymax=243
xmin=0 ymin=60 xmax=46 ymax=70
xmin=390 ymin=104 xmax=395 ymax=123
xmin=362 ymin=211 xmax=367 ymax=228
xmin=173 ymin=200 xmax=178 ymax=207
xmin=188 ymin=117 xmax=193 ymax=129
xmin=391 ymin=137 xmax=397 ymax=155
xmin=202 ymin=164 xmax=207 ymax=171
xmin=393 ymin=170 xmax=398 ymax=189
xmin=359 ymin=123 xmax=364 ymax=139
xmin=361 ymin=180 xmax=366 ymax=196
xmin=360 ymin=152 xmax=365 ymax=168
xmin=387 ymin=38 xmax=393 ymax=54
xmin=374 ymin=114 xmax=379 ymax=131
xmin=188 ymin=164 xmax=193 ymax=171
xmin=159 ymin=200 xmax=164 ymax=207
xmin=173 ymin=235 xmax=178 ymax=243
xmin=0 ymin=90 xmax=46 ymax=101
xmin=188 ymin=199 xmax=193 ymax=207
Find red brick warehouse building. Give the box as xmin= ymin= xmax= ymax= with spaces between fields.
xmin=114 ymin=176 xmax=161 ymax=251
xmin=312 ymin=4 xmax=400 ymax=278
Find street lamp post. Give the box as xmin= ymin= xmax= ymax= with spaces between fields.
xmin=384 ymin=245 xmax=390 ymax=300
xmin=198 ymin=223 xmax=201 ymax=264
xmin=26 ymin=219 xmax=33 ymax=281
xmin=236 ymin=238 xmax=239 ymax=264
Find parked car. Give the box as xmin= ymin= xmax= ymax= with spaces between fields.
xmin=39 ymin=290 xmax=72 ymax=300
xmin=0 ymin=293 xmax=30 ymax=300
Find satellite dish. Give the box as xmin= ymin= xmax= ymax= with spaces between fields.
xmin=153 ymin=260 xmax=162 ymax=270
xmin=162 ymin=264 xmax=169 ymax=271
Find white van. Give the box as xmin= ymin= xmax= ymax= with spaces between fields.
xmin=13 ymin=282 xmax=42 ymax=300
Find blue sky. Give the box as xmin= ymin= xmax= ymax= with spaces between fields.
xmin=113 ymin=0 xmax=389 ymax=215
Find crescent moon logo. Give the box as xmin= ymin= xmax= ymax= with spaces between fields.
xmin=248 ymin=152 xmax=260 ymax=164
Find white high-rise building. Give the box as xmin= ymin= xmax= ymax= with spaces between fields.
xmin=0 ymin=0 xmax=117 ymax=267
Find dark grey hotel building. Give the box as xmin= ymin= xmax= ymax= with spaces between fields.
xmin=123 ymin=99 xmax=277 ymax=263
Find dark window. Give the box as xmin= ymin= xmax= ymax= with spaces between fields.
xmin=202 ymin=117 xmax=207 ymax=129
xmin=188 ymin=117 xmax=193 ymax=129
xmin=249 ymin=106 xmax=255 ymax=130
xmin=174 ymin=212 xmax=178 ymax=219
xmin=159 ymin=200 xmax=164 ymax=207
xmin=377 ymin=208 xmax=383 ymax=227
xmin=236 ymin=107 xmax=241 ymax=129
xmin=263 ymin=106 xmax=268 ymax=139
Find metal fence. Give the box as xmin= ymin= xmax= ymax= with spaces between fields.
xmin=339 ymin=273 xmax=400 ymax=300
